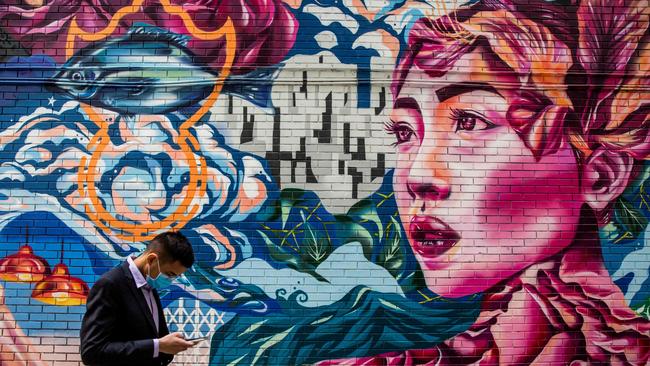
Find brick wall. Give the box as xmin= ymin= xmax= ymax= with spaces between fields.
xmin=0 ymin=0 xmax=649 ymax=365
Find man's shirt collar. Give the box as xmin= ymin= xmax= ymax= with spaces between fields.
xmin=127 ymin=255 xmax=148 ymax=289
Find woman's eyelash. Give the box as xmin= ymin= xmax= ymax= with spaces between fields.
xmin=449 ymin=108 xmax=464 ymax=120
xmin=385 ymin=120 xmax=414 ymax=146
xmin=449 ymin=108 xmax=487 ymax=121
xmin=449 ymin=108 xmax=496 ymax=130
xmin=384 ymin=120 xmax=400 ymax=147
xmin=384 ymin=119 xmax=397 ymax=133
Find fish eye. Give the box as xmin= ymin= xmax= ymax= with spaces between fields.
xmin=129 ymin=86 xmax=145 ymax=96
xmin=71 ymin=72 xmax=84 ymax=82
xmin=85 ymin=71 xmax=95 ymax=80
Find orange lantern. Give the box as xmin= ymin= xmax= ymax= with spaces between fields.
xmin=31 ymin=239 xmax=89 ymax=306
xmin=0 ymin=228 xmax=50 ymax=282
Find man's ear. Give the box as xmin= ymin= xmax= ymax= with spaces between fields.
xmin=145 ymin=252 xmax=158 ymax=264
xmin=581 ymin=148 xmax=634 ymax=213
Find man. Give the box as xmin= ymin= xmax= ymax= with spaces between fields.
xmin=80 ymin=231 xmax=198 ymax=366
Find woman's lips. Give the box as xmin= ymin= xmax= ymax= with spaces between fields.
xmin=409 ymin=215 xmax=460 ymax=258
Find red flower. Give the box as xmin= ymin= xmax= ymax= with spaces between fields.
xmin=0 ymin=0 xmax=297 ymax=73
xmin=318 ymin=240 xmax=650 ymax=365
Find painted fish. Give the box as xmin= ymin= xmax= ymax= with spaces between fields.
xmin=46 ymin=24 xmax=278 ymax=115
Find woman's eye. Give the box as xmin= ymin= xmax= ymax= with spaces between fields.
xmin=385 ymin=121 xmax=415 ymax=145
xmin=451 ymin=109 xmax=495 ymax=132
xmin=395 ymin=126 xmax=414 ymax=142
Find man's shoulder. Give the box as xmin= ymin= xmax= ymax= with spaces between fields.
xmin=94 ymin=262 xmax=128 ymax=288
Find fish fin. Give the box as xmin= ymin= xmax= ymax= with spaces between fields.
xmin=127 ymin=22 xmax=191 ymax=47
xmin=222 ymin=66 xmax=283 ymax=112
xmin=229 ymin=67 xmax=283 ymax=84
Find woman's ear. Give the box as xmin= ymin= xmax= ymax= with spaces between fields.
xmin=581 ymin=148 xmax=634 ymax=212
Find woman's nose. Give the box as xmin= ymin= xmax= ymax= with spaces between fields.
xmin=406 ymin=175 xmax=451 ymax=201
xmin=405 ymin=151 xmax=451 ymax=201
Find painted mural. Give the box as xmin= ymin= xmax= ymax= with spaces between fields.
xmin=0 ymin=0 xmax=648 ymax=364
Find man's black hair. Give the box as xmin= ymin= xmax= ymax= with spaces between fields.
xmin=146 ymin=231 xmax=194 ymax=268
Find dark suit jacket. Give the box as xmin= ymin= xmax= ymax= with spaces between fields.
xmin=80 ymin=261 xmax=174 ymax=366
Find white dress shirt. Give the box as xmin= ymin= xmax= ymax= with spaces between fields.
xmin=127 ymin=256 xmax=160 ymax=358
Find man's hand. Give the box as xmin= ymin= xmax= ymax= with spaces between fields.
xmin=159 ymin=332 xmax=194 ymax=355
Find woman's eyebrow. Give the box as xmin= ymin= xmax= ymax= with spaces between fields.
xmin=393 ymin=97 xmax=421 ymax=113
xmin=435 ymin=82 xmax=502 ymax=102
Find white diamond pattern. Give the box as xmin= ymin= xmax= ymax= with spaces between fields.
xmin=163 ymin=298 xmax=227 ymax=339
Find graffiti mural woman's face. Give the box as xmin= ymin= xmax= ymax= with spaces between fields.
xmin=391 ymin=50 xmax=585 ymax=298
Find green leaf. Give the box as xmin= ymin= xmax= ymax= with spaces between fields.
xmin=346 ymin=198 xmax=383 ymax=234
xmin=301 ymin=216 xmax=332 ymax=265
xmin=632 ymin=297 xmax=650 ymax=320
xmin=334 ymin=215 xmax=375 ymax=259
xmin=279 ymin=189 xmax=307 ymax=230
xmin=625 ymin=162 xmax=650 ymax=198
xmin=258 ymin=230 xmax=330 ymax=283
xmin=399 ymin=270 xmax=427 ymax=292
xmin=377 ymin=217 xmax=405 ymax=278
xmin=613 ymin=197 xmax=649 ymax=240
xmin=344 ymin=199 xmax=384 ymax=259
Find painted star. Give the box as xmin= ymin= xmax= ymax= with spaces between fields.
xmin=47 ymin=96 xmax=56 ymax=106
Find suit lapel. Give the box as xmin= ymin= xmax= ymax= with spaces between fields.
xmin=120 ymin=262 xmax=158 ymax=335
xmin=152 ymin=288 xmax=169 ymax=336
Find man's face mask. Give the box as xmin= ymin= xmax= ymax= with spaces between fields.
xmin=145 ymin=256 xmax=175 ymax=291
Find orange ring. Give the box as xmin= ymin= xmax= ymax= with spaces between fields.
xmin=69 ymin=1 xmax=237 ymax=241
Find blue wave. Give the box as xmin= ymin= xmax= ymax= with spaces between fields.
xmin=209 ymin=285 xmax=481 ymax=365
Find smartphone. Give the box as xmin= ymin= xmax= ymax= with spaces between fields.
xmin=185 ymin=336 xmax=208 ymax=343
